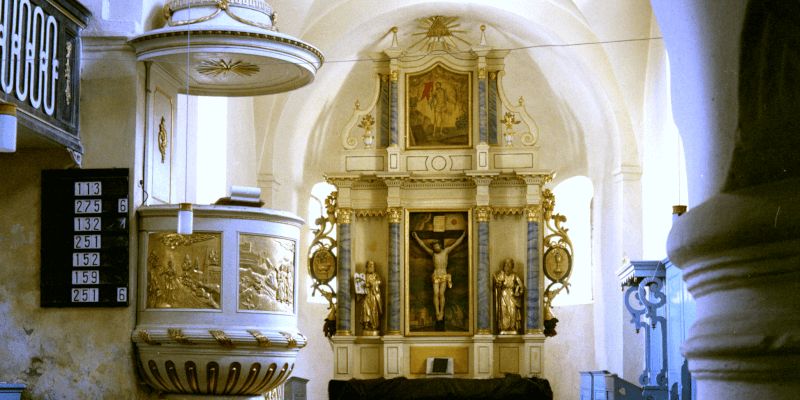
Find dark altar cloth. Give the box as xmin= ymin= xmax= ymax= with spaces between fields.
xmin=329 ymin=375 xmax=553 ymax=400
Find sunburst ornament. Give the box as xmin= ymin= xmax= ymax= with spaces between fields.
xmin=196 ymin=59 xmax=260 ymax=78
xmin=411 ymin=15 xmax=471 ymax=52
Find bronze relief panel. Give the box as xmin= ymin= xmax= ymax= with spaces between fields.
xmin=239 ymin=234 xmax=296 ymax=314
xmin=146 ymin=232 xmax=222 ymax=309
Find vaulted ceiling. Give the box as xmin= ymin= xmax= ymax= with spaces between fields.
xmin=250 ymin=0 xmax=660 ymax=201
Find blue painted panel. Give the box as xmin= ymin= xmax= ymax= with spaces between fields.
xmin=665 ymin=260 xmax=696 ymax=400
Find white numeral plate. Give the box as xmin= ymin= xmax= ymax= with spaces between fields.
xmin=71 ymin=288 xmax=99 ymax=302
xmin=72 ymin=270 xmax=99 ymax=284
xmin=74 ymin=199 xmax=102 ymax=214
xmin=117 ymin=287 xmax=127 ymax=302
xmin=73 ymin=235 xmax=101 ymax=249
xmin=74 ymin=217 xmax=101 ymax=231
xmin=74 ymin=181 xmax=102 ymax=196
xmin=118 ymin=199 xmax=128 ymax=213
xmin=72 ymin=252 xmax=100 ymax=266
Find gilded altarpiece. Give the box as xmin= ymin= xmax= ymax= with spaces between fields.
xmin=325 ymin=18 xmax=574 ymax=381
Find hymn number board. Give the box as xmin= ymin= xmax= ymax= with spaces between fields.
xmin=41 ymin=169 xmax=130 ymax=307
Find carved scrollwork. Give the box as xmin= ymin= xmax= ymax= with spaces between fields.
xmin=308 ymin=192 xmax=339 ymax=337
xmin=541 ymin=189 xmax=574 ymax=337
xmin=497 ymin=71 xmax=540 ymax=146
xmin=624 ymin=275 xmax=668 ymax=387
xmin=341 ymin=75 xmax=382 ymax=149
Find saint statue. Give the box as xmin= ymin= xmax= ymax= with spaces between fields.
xmin=494 ymin=258 xmax=524 ymax=334
xmin=356 ymin=260 xmax=382 ymax=335
xmin=412 ymin=230 xmax=466 ymax=327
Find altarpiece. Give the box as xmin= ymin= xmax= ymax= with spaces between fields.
xmin=312 ymin=18 xmax=575 ymax=380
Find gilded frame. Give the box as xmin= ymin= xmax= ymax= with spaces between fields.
xmin=406 ymin=63 xmax=473 ymax=149
xmin=405 ymin=209 xmax=473 ymax=336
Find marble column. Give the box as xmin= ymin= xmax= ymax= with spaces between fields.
xmin=478 ymin=68 xmax=487 ymax=144
xmin=379 ymin=75 xmax=390 ymax=148
xmin=390 ymin=70 xmax=399 ymax=146
xmin=475 ymin=206 xmax=492 ymax=334
xmin=336 ymin=208 xmax=353 ymax=335
xmin=525 ymin=205 xmax=541 ymax=333
xmin=386 ymin=207 xmax=402 ymax=335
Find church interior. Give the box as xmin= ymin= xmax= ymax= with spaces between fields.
xmin=0 ymin=0 xmax=798 ymax=399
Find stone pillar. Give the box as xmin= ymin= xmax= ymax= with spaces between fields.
xmin=336 ymin=208 xmax=353 ymax=335
xmin=652 ymin=1 xmax=800 ymax=398
xmin=386 ymin=207 xmax=402 ymax=335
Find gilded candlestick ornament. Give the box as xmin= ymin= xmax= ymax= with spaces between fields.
xmin=501 ymin=112 xmax=520 ymax=147
xmin=359 ymin=114 xmax=375 ymax=149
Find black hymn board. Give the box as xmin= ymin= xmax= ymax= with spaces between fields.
xmin=41 ymin=169 xmax=130 ymax=307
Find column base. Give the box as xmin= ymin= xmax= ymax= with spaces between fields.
xmin=668 ymin=178 xmax=800 ymax=399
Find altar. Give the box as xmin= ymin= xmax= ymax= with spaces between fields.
xmin=309 ymin=18 xmax=577 ymax=381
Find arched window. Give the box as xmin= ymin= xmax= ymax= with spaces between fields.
xmin=550 ymin=176 xmax=593 ymax=306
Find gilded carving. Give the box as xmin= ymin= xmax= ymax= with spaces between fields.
xmin=65 ymin=42 xmax=72 ymax=106
xmin=478 ymin=67 xmax=487 ymax=79
xmin=158 ymin=117 xmax=168 ymax=163
xmin=139 ymin=330 xmax=160 ymax=346
xmin=280 ymin=332 xmax=297 ymax=348
xmin=541 ymin=189 xmax=575 ymax=337
xmin=387 ymin=207 xmax=403 ymax=223
xmin=337 ymin=208 xmax=353 ymax=224
xmin=501 ymin=112 xmax=521 ymax=131
xmin=146 ymin=232 xmax=222 ymax=309
xmin=475 ymin=206 xmax=491 ymax=222
xmin=168 ymin=328 xmax=195 ymax=345
xmin=239 ymin=234 xmax=296 ymax=313
xmin=209 ymin=330 xmax=235 ymax=348
xmin=164 ymin=0 xmax=278 ymax=31
xmin=492 ymin=207 xmax=524 ymax=218
xmin=248 ymin=330 xmax=271 ymax=347
xmin=410 ymin=15 xmax=470 ymax=52
xmin=494 ymin=259 xmax=523 ymax=334
xmin=526 ymin=205 xmax=541 ymax=222
xmin=355 ymin=260 xmax=383 ymax=335
xmin=196 ymin=59 xmax=260 ymax=78
xmin=390 ymin=70 xmax=399 ymax=82
xmin=358 ymin=114 xmax=375 ymax=132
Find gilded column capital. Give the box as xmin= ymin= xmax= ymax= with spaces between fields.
xmin=390 ymin=70 xmax=399 ymax=81
xmin=526 ymin=205 xmax=542 ymax=222
xmin=337 ymin=208 xmax=353 ymax=224
xmin=387 ymin=207 xmax=403 ymax=223
xmin=475 ymin=206 xmax=492 ymax=223
xmin=478 ymin=67 xmax=487 ymax=79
